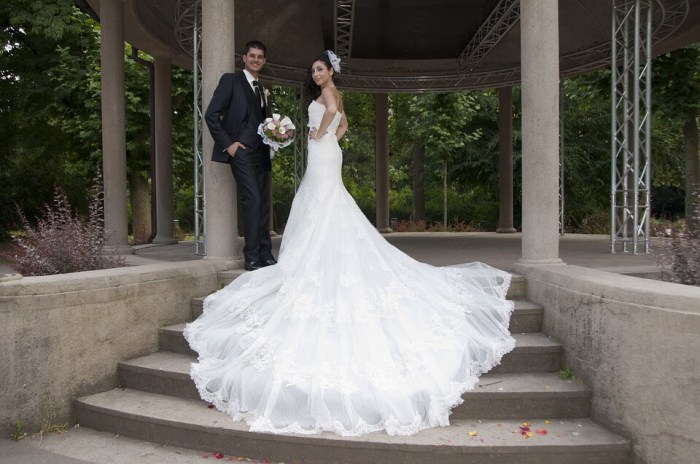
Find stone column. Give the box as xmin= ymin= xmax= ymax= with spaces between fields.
xmin=152 ymin=56 xmax=178 ymax=244
xmin=497 ymin=87 xmax=516 ymax=233
xmin=100 ymin=0 xmax=131 ymax=253
xmin=375 ymin=93 xmax=391 ymax=233
xmin=517 ymin=0 xmax=563 ymax=265
xmin=202 ymin=0 xmax=239 ymax=261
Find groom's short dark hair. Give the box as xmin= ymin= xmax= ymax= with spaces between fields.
xmin=244 ymin=40 xmax=267 ymax=57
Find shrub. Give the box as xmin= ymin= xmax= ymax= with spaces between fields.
xmin=653 ymin=196 xmax=700 ymax=286
xmin=391 ymin=219 xmax=480 ymax=233
xmin=393 ymin=219 xmax=428 ymax=232
xmin=1 ymin=180 xmax=124 ymax=276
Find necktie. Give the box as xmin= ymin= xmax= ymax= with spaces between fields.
xmin=252 ymin=80 xmax=264 ymax=112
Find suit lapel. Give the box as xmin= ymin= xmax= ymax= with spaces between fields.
xmin=238 ymin=71 xmax=256 ymax=105
xmin=238 ymin=70 xmax=267 ymax=119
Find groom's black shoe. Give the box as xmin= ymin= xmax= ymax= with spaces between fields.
xmin=244 ymin=261 xmax=263 ymax=271
xmin=260 ymin=257 xmax=277 ymax=267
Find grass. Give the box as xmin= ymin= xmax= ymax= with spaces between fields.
xmin=10 ymin=419 xmax=26 ymax=441
xmin=559 ymin=367 xmax=576 ymax=381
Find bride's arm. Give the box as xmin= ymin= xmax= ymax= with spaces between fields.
xmin=311 ymin=87 xmax=339 ymax=140
xmin=335 ymin=113 xmax=348 ymax=141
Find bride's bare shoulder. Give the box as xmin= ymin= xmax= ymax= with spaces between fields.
xmin=320 ymin=86 xmax=342 ymax=112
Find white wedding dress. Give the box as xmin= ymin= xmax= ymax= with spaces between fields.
xmin=184 ymin=100 xmax=515 ymax=437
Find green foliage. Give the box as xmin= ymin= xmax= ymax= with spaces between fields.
xmin=560 ymin=73 xmax=612 ymax=229
xmin=342 ymin=92 xmax=379 ymax=195
xmin=559 ymin=367 xmax=576 ymax=381
xmin=1 ymin=0 xmax=695 ymax=239
xmin=652 ymin=44 xmax=700 ymax=118
xmin=387 ymin=90 xmax=509 ymax=228
xmin=10 ymin=419 xmax=26 ymax=441
xmin=0 ymin=0 xmax=99 ymax=236
xmin=0 ymin=0 xmax=194 ymax=240
xmin=39 ymin=391 xmax=67 ymax=436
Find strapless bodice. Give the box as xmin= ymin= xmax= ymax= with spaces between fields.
xmin=308 ymin=100 xmax=343 ymax=135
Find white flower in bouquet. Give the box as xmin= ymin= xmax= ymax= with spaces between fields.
xmin=258 ymin=113 xmax=296 ymax=150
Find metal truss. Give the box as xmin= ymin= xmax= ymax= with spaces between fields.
xmin=174 ymin=0 xmax=198 ymax=59
xmin=174 ymin=0 xmax=689 ymax=94
xmin=170 ymin=1 xmax=690 ymax=256
xmin=610 ymin=0 xmax=652 ymax=254
xmin=335 ymin=0 xmax=355 ymax=71
xmin=176 ymin=0 xmax=206 ymax=255
xmin=651 ymin=0 xmax=689 ymax=42
xmin=458 ymin=0 xmax=520 ymax=70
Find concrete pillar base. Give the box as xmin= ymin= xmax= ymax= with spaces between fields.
xmin=204 ymin=256 xmax=242 ymax=270
xmin=496 ymin=227 xmax=517 ymax=233
xmin=152 ymin=237 xmax=179 ymax=245
xmin=104 ymin=245 xmax=134 ymax=255
xmin=377 ymin=228 xmax=393 ymax=234
xmin=515 ymin=258 xmax=564 ymax=268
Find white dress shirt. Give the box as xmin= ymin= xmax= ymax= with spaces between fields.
xmin=243 ymin=69 xmax=265 ymax=108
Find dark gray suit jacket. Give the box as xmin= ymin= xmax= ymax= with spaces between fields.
xmin=205 ymin=71 xmax=261 ymax=163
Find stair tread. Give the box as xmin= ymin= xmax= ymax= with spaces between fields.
xmin=158 ymin=323 xmax=563 ymax=352
xmin=76 ymin=388 xmax=626 ymax=450
xmin=158 ymin=323 xmax=563 ymax=351
xmin=119 ymin=351 xmax=587 ymax=397
xmin=190 ymin=297 xmax=543 ymax=310
xmin=160 ymin=324 xmax=559 ymax=348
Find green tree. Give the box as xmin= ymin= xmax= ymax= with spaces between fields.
xmin=653 ymin=44 xmax=700 ymax=232
xmin=390 ymin=91 xmax=508 ymax=225
xmin=0 ymin=0 xmax=95 ymax=237
xmin=1 ymin=0 xmax=194 ymax=242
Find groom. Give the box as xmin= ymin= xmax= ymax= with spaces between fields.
xmin=205 ymin=40 xmax=276 ymax=271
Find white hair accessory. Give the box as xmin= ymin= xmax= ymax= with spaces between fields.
xmin=325 ymin=50 xmax=341 ymax=73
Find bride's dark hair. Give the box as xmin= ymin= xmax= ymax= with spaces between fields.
xmin=304 ymin=53 xmax=335 ymax=104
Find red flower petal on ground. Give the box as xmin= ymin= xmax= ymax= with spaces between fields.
xmin=207 ymin=404 xmax=215 ymax=409
xmin=213 ymin=452 xmax=225 ymax=459
xmin=536 ymin=428 xmax=548 ymax=435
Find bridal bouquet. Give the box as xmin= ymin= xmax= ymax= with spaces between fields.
xmin=258 ymin=114 xmax=296 ymax=150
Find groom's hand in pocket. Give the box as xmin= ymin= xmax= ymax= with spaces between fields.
xmin=227 ymin=142 xmax=246 ymax=158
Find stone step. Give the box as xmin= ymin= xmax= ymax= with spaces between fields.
xmin=74 ymin=388 xmax=629 ymax=464
xmin=507 ymin=274 xmax=526 ymax=300
xmin=216 ymin=269 xmax=246 ymax=286
xmin=215 ymin=270 xmax=527 ymax=300
xmin=118 ymin=351 xmax=590 ymax=420
xmin=190 ymin=298 xmax=543 ymax=333
xmin=159 ymin=325 xmax=562 ymax=374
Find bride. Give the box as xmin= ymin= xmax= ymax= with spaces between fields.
xmin=184 ymin=50 xmax=515 ymax=437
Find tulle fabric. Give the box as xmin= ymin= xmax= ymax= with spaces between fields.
xmin=184 ymin=101 xmax=515 ymax=436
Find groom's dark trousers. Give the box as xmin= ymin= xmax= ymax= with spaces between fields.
xmin=230 ymin=147 xmax=272 ymax=263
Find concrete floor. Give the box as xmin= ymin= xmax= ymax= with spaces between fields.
xmin=1 ymin=233 xmax=660 ymax=277
xmin=122 ymin=232 xmax=660 ymax=275
xmin=0 ymin=427 xmax=284 ymax=464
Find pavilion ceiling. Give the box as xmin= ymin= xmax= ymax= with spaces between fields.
xmin=81 ymin=0 xmax=700 ymax=92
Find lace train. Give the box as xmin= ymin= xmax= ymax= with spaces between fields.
xmin=184 ymin=101 xmax=515 ymax=436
